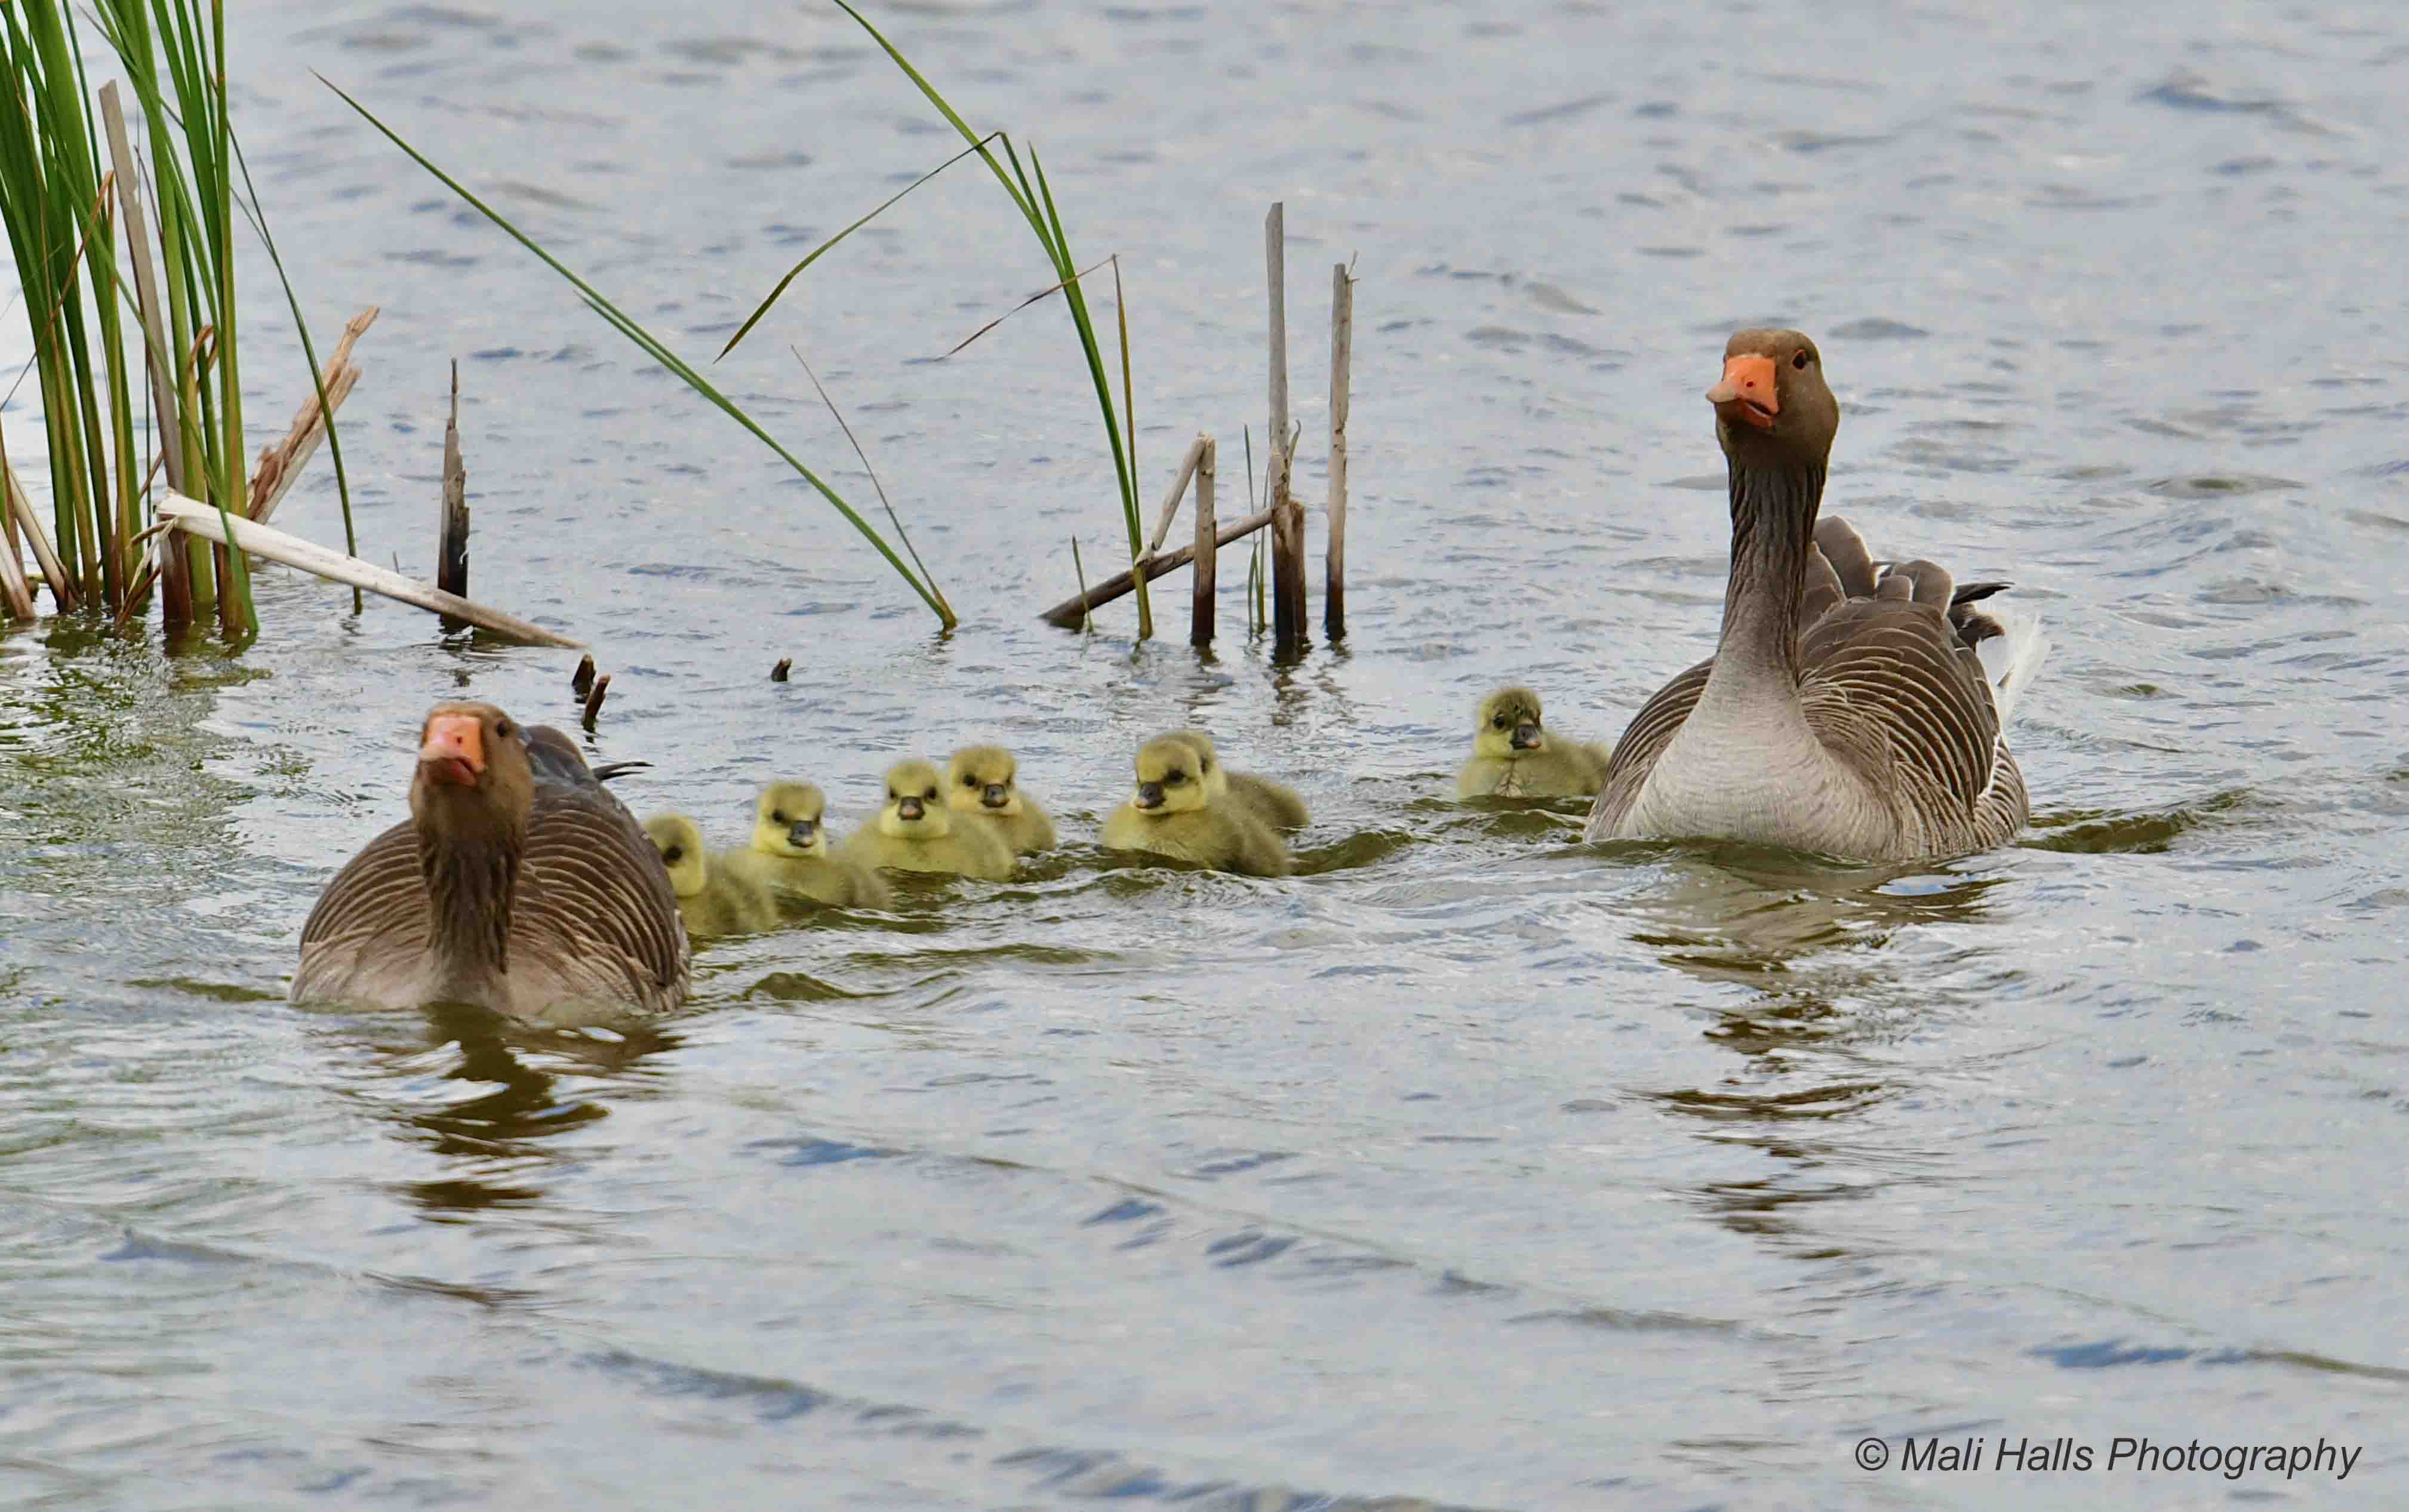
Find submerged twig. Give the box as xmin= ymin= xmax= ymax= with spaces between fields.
xmin=1190 ymin=435 xmax=1216 ymax=648
xmin=1326 ymin=260 xmax=1353 ymax=642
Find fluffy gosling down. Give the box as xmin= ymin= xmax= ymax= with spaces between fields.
xmin=644 ymin=813 xmax=780 ymax=937
xmin=1456 ymin=686 xmax=1612 ymax=799
xmin=946 ymin=744 xmax=1057 ymax=855
xmin=841 ymin=759 xmax=1016 ymax=882
xmin=721 ymin=780 xmax=891 ymax=910
xmin=1103 ymin=735 xmax=1293 ymax=877
xmin=1170 ymin=727 xmax=1309 ymax=829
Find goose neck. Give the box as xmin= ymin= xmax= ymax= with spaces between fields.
xmin=417 ymin=817 xmax=521 ymax=999
xmin=1712 ymin=455 xmax=1826 ymax=684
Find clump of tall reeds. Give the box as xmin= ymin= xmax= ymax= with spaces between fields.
xmin=0 ymin=0 xmax=352 ymax=637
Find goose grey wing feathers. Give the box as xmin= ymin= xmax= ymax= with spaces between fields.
xmin=293 ymin=821 xmax=430 ymax=1002
xmin=525 ymin=725 xmax=600 ymax=788
xmin=1793 ymin=590 xmax=2027 ymax=849
xmin=510 ymin=783 xmax=690 ymax=1015
xmin=1801 ymin=545 xmax=1847 ymax=625
xmin=1814 ymin=516 xmax=1881 ymax=597
xmin=1945 ymin=580 xmax=2011 ymax=651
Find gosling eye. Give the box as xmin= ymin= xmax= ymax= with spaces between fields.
xmin=962 ymin=774 xmax=979 ymax=787
xmin=1165 ymin=771 xmax=1187 ymax=786
xmin=1492 ymin=715 xmax=1507 ymax=729
xmin=770 ymin=810 xmax=787 ymax=824
xmin=495 ymin=719 xmax=514 ymax=738
xmin=924 ymin=787 xmax=939 ymax=800
xmin=1792 ymin=350 xmax=1811 ymax=369
xmin=663 ymin=845 xmax=684 ymax=863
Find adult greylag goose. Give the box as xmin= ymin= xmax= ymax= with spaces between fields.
xmin=291 ymin=702 xmax=690 ymax=1021
xmin=1583 ymin=329 xmax=2048 ymax=862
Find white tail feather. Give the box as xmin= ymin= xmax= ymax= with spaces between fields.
xmin=1976 ymin=605 xmax=2050 ymax=728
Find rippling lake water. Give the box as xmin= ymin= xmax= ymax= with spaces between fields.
xmin=5 ymin=1 xmax=2408 ymax=1507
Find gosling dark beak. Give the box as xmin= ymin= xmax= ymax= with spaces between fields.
xmin=787 ymin=819 xmax=818 ymax=848
xmin=897 ymin=797 xmax=924 ymax=821
xmin=1135 ymin=782 xmax=1164 ymax=810
xmin=1510 ymin=723 xmax=1543 ymax=752
xmin=982 ymin=783 xmax=1010 ymax=809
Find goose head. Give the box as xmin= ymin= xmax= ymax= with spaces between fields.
xmin=643 ymin=813 xmax=710 ymax=899
xmin=876 ymin=760 xmax=953 ymax=840
xmin=1129 ymin=736 xmax=1210 ymax=818
xmin=752 ymin=781 xmax=829 ymax=857
xmin=946 ymin=744 xmax=1024 ymax=818
xmin=1472 ymin=686 xmax=1548 ymax=762
xmin=1709 ymin=328 xmax=1839 ymax=465
xmin=408 ymin=702 xmax=535 ymax=846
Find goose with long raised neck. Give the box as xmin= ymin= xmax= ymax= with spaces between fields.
xmin=291 ymin=703 xmax=690 ymax=1021
xmin=1584 ymin=330 xmax=2048 ymax=861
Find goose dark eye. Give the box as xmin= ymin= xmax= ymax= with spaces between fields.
xmin=770 ymin=811 xmax=787 ymax=824
xmin=1792 ymin=350 xmax=1810 ymax=369
xmin=663 ymin=845 xmax=684 ymax=863
xmin=1492 ymin=715 xmax=1506 ymax=729
xmin=495 ymin=719 xmax=513 ymax=738
xmin=1165 ymin=771 xmax=1187 ymax=786
xmin=962 ymin=774 xmax=979 ymax=787
xmin=924 ymin=787 xmax=939 ymax=800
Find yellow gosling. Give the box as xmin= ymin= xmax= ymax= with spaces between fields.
xmin=721 ymin=780 xmax=891 ymax=910
xmin=1455 ymin=686 xmax=1610 ymax=799
xmin=1169 ymin=726 xmax=1309 ymax=829
xmin=1102 ymin=735 xmax=1291 ymax=877
xmin=840 ymin=759 xmax=1016 ymax=882
xmin=946 ymin=744 xmax=1057 ymax=855
xmin=644 ymin=812 xmax=780 ymax=937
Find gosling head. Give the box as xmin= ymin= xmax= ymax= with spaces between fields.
xmin=1129 ymin=735 xmax=1210 ymax=818
xmin=1709 ymin=327 xmax=1839 ymax=467
xmin=751 ymin=781 xmax=829 ymax=858
xmin=1473 ymin=686 xmax=1548 ymax=761
xmin=947 ymin=744 xmax=1024 ymax=817
xmin=643 ymin=813 xmax=709 ymax=898
xmin=877 ymin=759 xmax=952 ymax=840
xmin=1167 ymin=727 xmax=1230 ymax=800
xmin=408 ymin=701 xmax=536 ymax=841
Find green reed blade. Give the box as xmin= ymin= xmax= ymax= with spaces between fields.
xmin=324 ymin=73 xmax=954 ymax=629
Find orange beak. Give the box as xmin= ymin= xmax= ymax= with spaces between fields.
xmin=419 ymin=712 xmax=486 ymax=787
xmin=1707 ymin=353 xmax=1779 ymax=431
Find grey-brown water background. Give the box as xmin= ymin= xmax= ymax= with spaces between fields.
xmin=5 ymin=1 xmax=2408 ymax=1507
